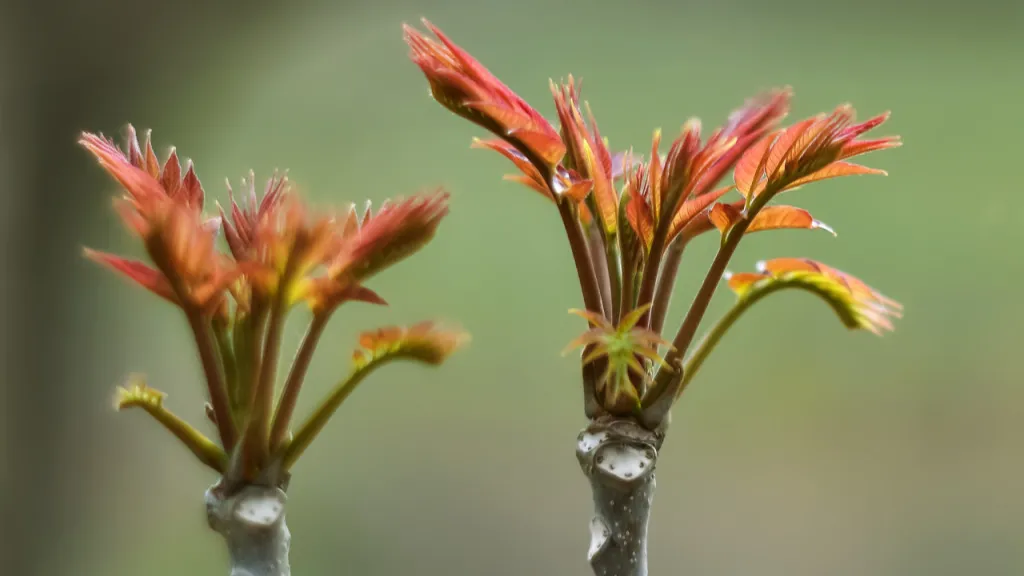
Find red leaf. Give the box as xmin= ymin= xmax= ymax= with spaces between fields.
xmin=725 ymin=271 xmax=770 ymax=294
xmin=734 ymin=133 xmax=773 ymax=197
xmin=667 ymin=185 xmax=733 ymax=240
xmin=761 ymin=116 xmax=820 ymax=187
xmin=777 ymin=112 xmax=842 ymax=174
xmin=837 ymin=111 xmax=890 ymax=141
xmin=684 ymin=137 xmax=736 ymax=199
xmin=782 ymin=161 xmax=887 ymax=191
xmin=472 ymin=138 xmax=554 ymax=201
xmin=112 ymin=197 xmax=150 ymax=237
xmin=551 ymin=79 xmax=618 ymax=233
xmin=81 ymin=128 xmax=210 ymax=241
xmin=181 ymin=161 xmax=205 ymax=210
xmin=404 ymin=20 xmax=565 ymax=167
xmin=586 ymin=103 xmax=614 ymax=182
xmin=758 ymin=258 xmax=902 ymax=310
xmin=160 ymin=148 xmax=182 ymax=198
xmin=746 ymin=205 xmax=835 ymax=235
xmin=660 ymin=120 xmax=703 ymax=210
xmin=141 ymin=129 xmax=161 ymax=178
xmin=561 ymin=178 xmax=593 ymax=202
xmin=758 ymin=257 xmax=822 ymax=275
xmin=732 ymin=104 xmax=899 ymax=203
xmin=79 ymin=132 xmax=167 ymax=210
xmin=751 ymin=257 xmax=903 ymax=334
xmin=344 ymin=285 xmax=388 ymax=306
xmin=83 ymin=248 xmax=178 ymax=304
xmin=329 ymin=191 xmax=450 ymax=284
xmin=708 ymin=90 xmax=791 ymax=197
xmin=709 ymin=202 xmax=743 ymax=233
xmin=353 ymin=321 xmax=469 ymax=368
xmin=838 ymin=137 xmax=902 ymax=160
xmin=503 ymin=175 xmax=555 ymax=200
xmin=648 ymin=129 xmax=664 ymax=219
xmin=469 ymin=101 xmax=567 ymax=167
xmin=710 ymin=204 xmax=835 ymax=236
xmin=625 ymin=190 xmax=655 ymax=249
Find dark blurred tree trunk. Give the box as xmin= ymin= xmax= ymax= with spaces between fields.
xmin=5 ymin=4 xmax=128 ymax=571
xmin=2 ymin=2 xmax=279 ymax=573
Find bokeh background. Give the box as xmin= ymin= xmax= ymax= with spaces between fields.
xmin=5 ymin=0 xmax=1024 ymax=574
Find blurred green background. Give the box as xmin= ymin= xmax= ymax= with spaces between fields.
xmin=5 ymin=0 xmax=1023 ymax=574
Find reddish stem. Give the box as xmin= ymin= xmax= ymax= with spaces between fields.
xmin=542 ymin=166 xmax=605 ymax=320
xmin=269 ymin=310 xmax=331 ymax=452
xmin=243 ymin=292 xmax=287 ymax=465
xmin=644 ymin=218 xmax=749 ymax=409
xmin=587 ymin=222 xmax=613 ymax=317
xmin=649 ymin=235 xmax=687 ymax=336
xmin=186 ymin=309 xmax=237 ymax=449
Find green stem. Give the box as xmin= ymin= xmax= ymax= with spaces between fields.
xmin=269 ymin=311 xmax=331 ymax=452
xmin=213 ymin=321 xmax=239 ymax=429
xmin=278 ymin=358 xmax=385 ymax=471
xmin=242 ymin=303 xmax=269 ymax=418
xmin=676 ymin=279 xmax=785 ymax=397
xmin=127 ymin=394 xmax=228 ymax=473
xmin=606 ymin=233 xmax=622 ymax=323
xmin=587 ymin=222 xmax=614 ymax=317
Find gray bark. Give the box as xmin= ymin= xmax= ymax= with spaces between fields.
xmin=206 ymin=483 xmax=291 ymax=576
xmin=576 ymin=418 xmax=662 ymax=576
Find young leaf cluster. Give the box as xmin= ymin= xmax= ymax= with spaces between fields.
xmin=83 ymin=128 xmax=467 ymax=484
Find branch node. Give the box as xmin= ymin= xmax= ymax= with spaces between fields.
xmin=206 ymin=483 xmax=291 ymax=576
xmin=577 ymin=418 xmax=660 ymax=576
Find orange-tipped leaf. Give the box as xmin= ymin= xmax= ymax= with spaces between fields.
xmin=84 ymin=248 xmax=178 ymax=304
